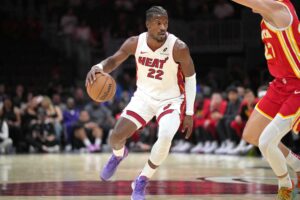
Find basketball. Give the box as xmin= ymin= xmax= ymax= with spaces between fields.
xmin=86 ymin=72 xmax=116 ymax=102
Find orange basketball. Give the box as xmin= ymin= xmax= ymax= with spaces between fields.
xmin=86 ymin=72 xmax=116 ymax=102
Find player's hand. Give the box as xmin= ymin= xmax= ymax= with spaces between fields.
xmin=182 ymin=115 xmax=193 ymax=139
xmin=85 ymin=66 xmax=103 ymax=87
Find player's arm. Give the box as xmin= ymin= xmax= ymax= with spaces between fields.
xmin=86 ymin=36 xmax=138 ymax=86
xmin=173 ymin=40 xmax=196 ymax=139
xmin=231 ymin=0 xmax=291 ymax=28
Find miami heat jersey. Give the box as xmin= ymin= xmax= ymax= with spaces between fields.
xmin=134 ymin=32 xmax=185 ymax=100
xmin=261 ymin=0 xmax=300 ymax=79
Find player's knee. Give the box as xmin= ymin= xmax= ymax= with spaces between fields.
xmin=242 ymin=128 xmax=258 ymax=145
xmin=258 ymin=134 xmax=269 ymax=155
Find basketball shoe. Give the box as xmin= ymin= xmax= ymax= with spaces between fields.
xmin=100 ymin=147 xmax=128 ymax=181
xmin=277 ymin=181 xmax=297 ymax=200
xmin=131 ymin=175 xmax=149 ymax=200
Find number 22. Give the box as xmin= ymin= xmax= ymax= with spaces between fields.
xmin=147 ymin=69 xmax=164 ymax=80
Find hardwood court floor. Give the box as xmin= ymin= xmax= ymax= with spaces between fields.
xmin=0 ymin=153 xmax=298 ymax=200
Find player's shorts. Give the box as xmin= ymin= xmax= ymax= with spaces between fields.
xmin=255 ymin=77 xmax=300 ymax=132
xmin=121 ymin=89 xmax=185 ymax=129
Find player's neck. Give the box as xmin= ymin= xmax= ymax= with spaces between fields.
xmin=147 ymin=35 xmax=167 ymax=52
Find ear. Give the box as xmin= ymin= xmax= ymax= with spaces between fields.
xmin=146 ymin=20 xmax=150 ymax=29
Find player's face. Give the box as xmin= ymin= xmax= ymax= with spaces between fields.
xmin=147 ymin=15 xmax=168 ymax=42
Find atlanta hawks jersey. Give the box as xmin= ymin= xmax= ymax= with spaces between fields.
xmin=261 ymin=0 xmax=300 ymax=79
xmin=134 ymin=32 xmax=185 ymax=100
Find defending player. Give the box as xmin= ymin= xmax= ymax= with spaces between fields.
xmin=231 ymin=0 xmax=300 ymax=199
xmin=86 ymin=6 xmax=196 ymax=200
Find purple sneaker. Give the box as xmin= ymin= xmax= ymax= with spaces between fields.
xmin=131 ymin=176 xmax=149 ymax=200
xmin=100 ymin=147 xmax=128 ymax=181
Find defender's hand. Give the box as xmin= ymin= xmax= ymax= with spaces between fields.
xmin=182 ymin=115 xmax=193 ymax=139
xmin=85 ymin=66 xmax=103 ymax=87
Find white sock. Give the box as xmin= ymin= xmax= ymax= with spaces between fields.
xmin=279 ymin=174 xmax=292 ymax=189
xmin=83 ymin=138 xmax=91 ymax=147
xmin=140 ymin=162 xmax=156 ymax=179
xmin=95 ymin=138 xmax=102 ymax=147
xmin=286 ymin=151 xmax=300 ymax=172
xmin=113 ymin=146 xmax=125 ymax=157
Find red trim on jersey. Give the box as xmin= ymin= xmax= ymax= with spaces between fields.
xmin=157 ymin=109 xmax=174 ymax=123
xmin=126 ymin=110 xmax=146 ymax=127
xmin=282 ymin=31 xmax=300 ymax=66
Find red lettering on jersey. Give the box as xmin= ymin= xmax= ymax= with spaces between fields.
xmin=145 ymin=58 xmax=153 ymax=67
xmin=138 ymin=56 xmax=169 ymax=69
xmin=159 ymin=57 xmax=169 ymax=69
xmin=151 ymin=59 xmax=159 ymax=68
xmin=138 ymin=57 xmax=146 ymax=65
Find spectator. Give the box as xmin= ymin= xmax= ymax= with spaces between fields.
xmin=60 ymin=8 xmax=78 ymax=58
xmin=213 ymin=0 xmax=235 ymax=19
xmin=228 ymin=89 xmax=257 ymax=155
xmin=26 ymin=107 xmax=60 ymax=153
xmin=0 ymin=117 xmax=13 ymax=154
xmin=72 ymin=110 xmax=103 ymax=152
xmin=192 ymin=92 xmax=227 ymax=153
xmin=0 ymin=84 xmax=7 ymax=105
xmin=40 ymin=96 xmax=63 ymax=142
xmin=13 ymin=84 xmax=26 ymax=108
xmin=62 ymin=97 xmax=80 ymax=147
xmin=215 ymin=86 xmax=242 ymax=154
xmin=0 ymin=97 xmax=23 ymax=152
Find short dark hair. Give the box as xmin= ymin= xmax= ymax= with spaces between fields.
xmin=146 ymin=6 xmax=168 ymax=21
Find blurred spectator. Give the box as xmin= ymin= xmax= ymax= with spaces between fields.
xmin=84 ymin=101 xmax=115 ymax=135
xmin=0 ymin=97 xmax=23 ymax=152
xmin=215 ymin=86 xmax=241 ymax=154
xmin=40 ymin=96 xmax=63 ymax=142
xmin=72 ymin=110 xmax=103 ymax=152
xmin=52 ymin=93 xmax=66 ymax=111
xmin=0 ymin=84 xmax=7 ymax=104
xmin=213 ymin=0 xmax=235 ymax=19
xmin=62 ymin=97 xmax=80 ymax=147
xmin=13 ymin=84 xmax=26 ymax=108
xmin=228 ymin=89 xmax=257 ymax=155
xmin=0 ymin=117 xmax=13 ymax=154
xmin=188 ymin=92 xmax=227 ymax=153
xmin=74 ymin=87 xmax=88 ymax=110
xmin=75 ymin=20 xmax=96 ymax=77
xmin=26 ymin=107 xmax=59 ymax=153
xmin=60 ymin=8 xmax=78 ymax=58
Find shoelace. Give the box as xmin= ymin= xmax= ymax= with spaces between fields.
xmin=107 ymin=155 xmax=122 ymax=167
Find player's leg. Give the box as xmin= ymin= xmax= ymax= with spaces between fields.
xmin=101 ymin=93 xmax=154 ymax=181
xmin=131 ymin=110 xmax=181 ymax=200
xmin=243 ymin=96 xmax=300 ymax=176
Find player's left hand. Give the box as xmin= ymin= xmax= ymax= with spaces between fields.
xmin=182 ymin=115 xmax=193 ymax=139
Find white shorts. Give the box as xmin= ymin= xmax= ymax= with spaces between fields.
xmin=121 ymin=90 xmax=184 ymax=129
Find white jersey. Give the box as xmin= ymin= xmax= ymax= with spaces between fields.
xmin=134 ymin=32 xmax=185 ymax=101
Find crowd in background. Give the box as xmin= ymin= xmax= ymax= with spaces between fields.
xmin=1 ymin=81 xmax=298 ymax=155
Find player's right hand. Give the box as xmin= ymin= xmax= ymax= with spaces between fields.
xmin=85 ymin=66 xmax=103 ymax=87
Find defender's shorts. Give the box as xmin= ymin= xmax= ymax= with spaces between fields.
xmin=256 ymin=78 xmax=300 ymax=132
xmin=121 ymin=90 xmax=185 ymax=129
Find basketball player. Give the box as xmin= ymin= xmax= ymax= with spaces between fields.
xmin=231 ymin=0 xmax=300 ymax=199
xmin=86 ymin=6 xmax=196 ymax=200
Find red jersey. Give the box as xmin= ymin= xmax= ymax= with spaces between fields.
xmin=261 ymin=0 xmax=300 ymax=79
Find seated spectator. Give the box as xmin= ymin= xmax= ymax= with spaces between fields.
xmin=228 ymin=89 xmax=257 ymax=155
xmin=26 ymin=108 xmax=60 ymax=153
xmin=72 ymin=110 xmax=103 ymax=152
xmin=41 ymin=96 xmax=63 ymax=142
xmin=215 ymin=86 xmax=241 ymax=154
xmin=0 ymin=118 xmax=13 ymax=154
xmin=192 ymin=92 xmax=227 ymax=154
xmin=0 ymin=97 xmax=24 ymax=152
xmin=84 ymin=101 xmax=115 ymax=143
xmin=62 ymin=97 xmax=80 ymax=148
